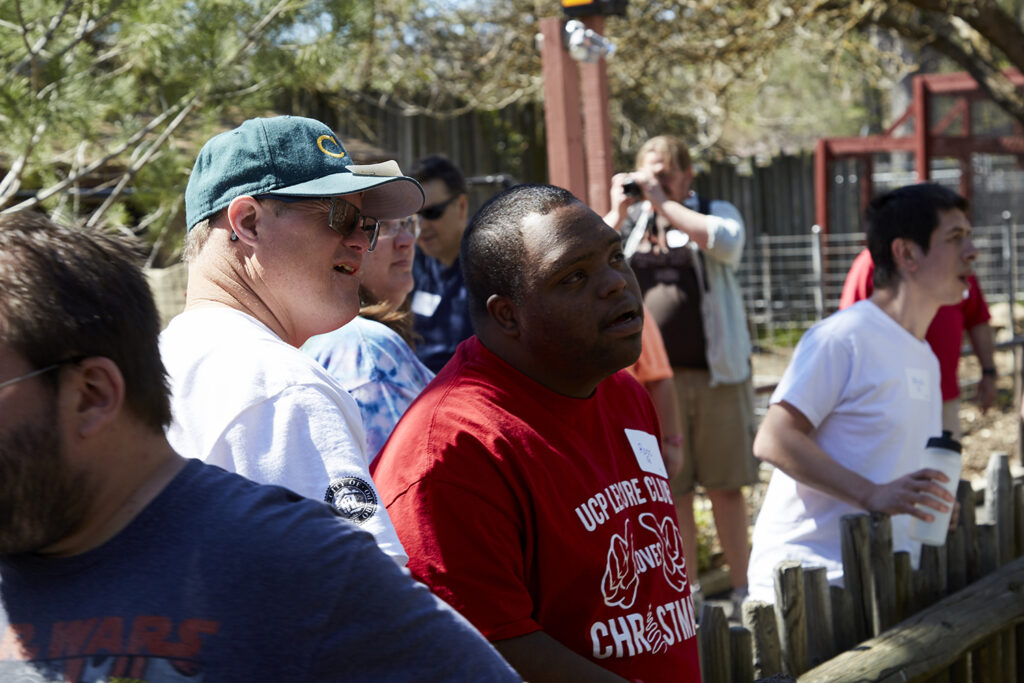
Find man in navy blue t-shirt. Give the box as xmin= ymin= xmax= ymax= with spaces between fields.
xmin=0 ymin=211 xmax=519 ymax=682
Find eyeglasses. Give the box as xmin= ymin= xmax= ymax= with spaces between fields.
xmin=0 ymin=357 xmax=84 ymax=392
xmin=257 ymin=195 xmax=381 ymax=251
xmin=417 ymin=193 xmax=463 ymax=221
xmin=378 ymin=216 xmax=420 ymax=240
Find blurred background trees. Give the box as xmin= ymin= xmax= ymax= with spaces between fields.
xmin=3 ymin=0 xmax=1024 ymax=263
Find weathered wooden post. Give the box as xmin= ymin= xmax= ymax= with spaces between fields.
xmin=977 ymin=523 xmax=999 ymax=578
xmin=699 ymin=603 xmax=731 ymax=683
xmin=742 ymin=600 xmax=783 ymax=679
xmin=773 ymin=561 xmax=808 ymax=677
xmin=802 ymin=567 xmax=835 ymax=666
xmin=829 ymin=586 xmax=856 ymax=653
xmin=840 ymin=514 xmax=871 ymax=642
xmin=957 ymin=480 xmax=980 ymax=582
xmin=729 ymin=626 xmax=753 ymax=683
xmin=985 ymin=453 xmax=1013 ymax=566
xmin=867 ymin=512 xmax=895 ymax=633
xmin=946 ymin=526 xmax=967 ymax=594
xmin=893 ymin=551 xmax=912 ymax=622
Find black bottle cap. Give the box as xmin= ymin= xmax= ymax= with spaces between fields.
xmin=926 ymin=430 xmax=962 ymax=454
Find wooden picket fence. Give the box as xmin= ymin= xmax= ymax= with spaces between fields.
xmin=697 ymin=452 xmax=1024 ymax=683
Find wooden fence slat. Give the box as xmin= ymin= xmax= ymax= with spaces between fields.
xmin=699 ymin=603 xmax=731 ymax=683
xmin=893 ymin=551 xmax=912 ymax=623
xmin=730 ymin=625 xmax=753 ymax=683
xmin=946 ymin=526 xmax=967 ymax=594
xmin=828 ymin=586 xmax=856 ymax=655
xmin=839 ymin=514 xmax=871 ymax=643
xmin=1001 ymin=629 xmax=1015 ymax=683
xmin=985 ymin=453 xmax=1013 ymax=566
xmin=1017 ymin=623 xmax=1024 ymax=683
xmin=742 ymin=600 xmax=783 ymax=679
xmin=957 ymin=480 xmax=980 ymax=583
xmin=916 ymin=544 xmax=946 ymax=609
xmin=797 ymin=555 xmax=1024 ymax=682
xmin=971 ymin=634 xmax=1001 ymax=683
xmin=977 ymin=523 xmax=999 ymax=578
xmin=1015 ymin=481 xmax=1023 ymax=559
xmin=773 ymin=561 xmax=808 ymax=677
xmin=867 ymin=512 xmax=895 ymax=634
xmin=802 ymin=567 xmax=834 ymax=667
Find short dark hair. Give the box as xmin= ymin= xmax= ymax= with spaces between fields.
xmin=867 ymin=183 xmax=970 ymax=290
xmin=410 ymin=155 xmax=467 ymax=196
xmin=0 ymin=212 xmax=172 ymax=432
xmin=461 ymin=184 xmax=578 ymax=322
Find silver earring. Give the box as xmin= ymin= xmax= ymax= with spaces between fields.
xmin=230 ymin=232 xmax=238 ymax=242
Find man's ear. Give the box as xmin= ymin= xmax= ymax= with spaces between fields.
xmin=456 ymin=193 xmax=470 ymax=223
xmin=891 ymin=237 xmax=921 ymax=275
xmin=225 ymin=196 xmax=262 ymax=245
xmin=63 ymin=357 xmax=125 ymax=439
xmin=486 ymin=294 xmax=519 ymax=338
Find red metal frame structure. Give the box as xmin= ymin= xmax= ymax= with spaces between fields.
xmin=815 ymin=70 xmax=1024 ymax=232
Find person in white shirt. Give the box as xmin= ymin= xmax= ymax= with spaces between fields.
xmin=748 ymin=182 xmax=974 ymax=602
xmin=160 ymin=115 xmax=423 ymax=565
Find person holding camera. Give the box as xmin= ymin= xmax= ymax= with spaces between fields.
xmin=605 ymin=135 xmax=756 ymax=616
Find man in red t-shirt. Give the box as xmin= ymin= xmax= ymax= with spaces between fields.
xmin=373 ymin=184 xmax=702 ymax=682
xmin=839 ymin=248 xmax=996 ymax=438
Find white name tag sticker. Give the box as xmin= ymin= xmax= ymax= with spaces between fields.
xmin=625 ymin=428 xmax=667 ymax=478
xmin=665 ymin=229 xmax=689 ymax=248
xmin=905 ymin=368 xmax=930 ymax=401
xmin=411 ymin=291 xmax=442 ymax=317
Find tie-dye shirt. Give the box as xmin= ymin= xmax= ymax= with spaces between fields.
xmin=304 ymin=316 xmax=434 ymax=463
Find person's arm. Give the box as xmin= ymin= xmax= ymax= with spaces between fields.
xmin=493 ymin=632 xmax=630 ymax=683
xmin=646 ymin=376 xmax=684 ymax=479
xmin=754 ymin=401 xmax=955 ymax=521
xmin=967 ymin=322 xmax=997 ymax=412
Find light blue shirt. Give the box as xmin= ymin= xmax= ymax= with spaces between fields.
xmin=304 ymin=316 xmax=434 ymax=462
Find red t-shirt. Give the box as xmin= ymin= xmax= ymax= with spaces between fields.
xmin=838 ymin=249 xmax=991 ymax=400
xmin=372 ymin=336 xmax=701 ymax=682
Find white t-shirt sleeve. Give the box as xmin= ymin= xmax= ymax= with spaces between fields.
xmin=769 ymin=326 xmax=853 ymax=429
xmin=209 ymin=384 xmax=409 ymax=566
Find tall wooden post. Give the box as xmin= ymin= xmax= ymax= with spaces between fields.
xmin=539 ymin=16 xmax=587 ymax=201
xmin=579 ymin=15 xmax=614 ymax=216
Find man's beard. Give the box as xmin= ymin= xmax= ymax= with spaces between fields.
xmin=0 ymin=398 xmax=90 ymax=556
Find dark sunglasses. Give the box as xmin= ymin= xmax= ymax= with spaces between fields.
xmin=417 ymin=193 xmax=463 ymax=221
xmin=256 ymin=195 xmax=381 ymax=251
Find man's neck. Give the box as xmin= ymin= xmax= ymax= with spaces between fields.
xmin=869 ymin=285 xmax=941 ymax=341
xmin=41 ymin=434 xmax=186 ymax=558
xmin=184 ymin=262 xmax=295 ymax=346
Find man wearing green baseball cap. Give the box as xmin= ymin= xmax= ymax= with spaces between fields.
xmin=160 ymin=116 xmax=423 ymax=564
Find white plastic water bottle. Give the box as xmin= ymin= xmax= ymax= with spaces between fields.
xmin=909 ymin=431 xmax=962 ymax=546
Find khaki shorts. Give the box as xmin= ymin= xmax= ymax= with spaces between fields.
xmin=670 ymin=368 xmax=759 ymax=495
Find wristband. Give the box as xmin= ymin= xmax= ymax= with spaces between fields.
xmin=982 ymin=367 xmax=996 ymax=377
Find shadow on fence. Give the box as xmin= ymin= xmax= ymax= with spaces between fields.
xmin=697 ymin=452 xmax=1024 ymax=682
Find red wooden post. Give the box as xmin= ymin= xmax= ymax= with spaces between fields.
xmin=539 ymin=16 xmax=587 ymax=201
xmin=579 ymin=15 xmax=613 ymax=216
xmin=913 ymin=75 xmax=930 ymax=182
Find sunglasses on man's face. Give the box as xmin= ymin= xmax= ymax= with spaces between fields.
xmin=257 ymin=195 xmax=381 ymax=251
xmin=417 ymin=193 xmax=462 ymax=221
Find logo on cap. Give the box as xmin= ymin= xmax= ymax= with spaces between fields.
xmin=317 ymin=134 xmax=347 ymax=159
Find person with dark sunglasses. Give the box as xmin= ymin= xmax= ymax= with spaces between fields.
xmin=160 ymin=116 xmax=423 ymax=566
xmin=409 ymin=155 xmax=475 ymax=373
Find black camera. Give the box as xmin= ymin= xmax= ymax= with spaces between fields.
xmin=622 ymin=179 xmax=642 ymax=198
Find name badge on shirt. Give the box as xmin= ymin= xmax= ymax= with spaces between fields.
xmin=411 ymin=290 xmax=442 ymax=317
xmin=625 ymin=428 xmax=667 ymax=478
xmin=665 ymin=229 xmax=689 ymax=248
xmin=906 ymin=367 xmax=931 ymax=401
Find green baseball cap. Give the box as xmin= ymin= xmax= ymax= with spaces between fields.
xmin=185 ymin=116 xmax=424 ymax=231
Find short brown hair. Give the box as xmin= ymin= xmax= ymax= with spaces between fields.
xmin=635 ymin=135 xmax=692 ymax=173
xmin=0 ymin=211 xmax=172 ymax=432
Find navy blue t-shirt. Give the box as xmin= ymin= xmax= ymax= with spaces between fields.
xmin=410 ymin=250 xmax=474 ymax=374
xmin=0 ymin=459 xmax=520 ymax=682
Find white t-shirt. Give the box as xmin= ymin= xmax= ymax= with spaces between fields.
xmin=160 ymin=307 xmax=407 ymax=565
xmin=747 ymin=300 xmax=940 ymax=602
